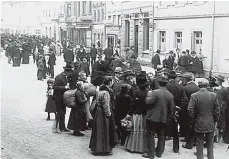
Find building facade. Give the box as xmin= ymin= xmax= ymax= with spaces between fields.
xmin=121 ymin=1 xmax=229 ymax=76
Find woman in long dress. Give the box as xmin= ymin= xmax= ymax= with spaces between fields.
xmin=124 ymin=73 xmax=148 ymax=153
xmin=67 ymin=81 xmax=87 ymax=136
xmin=89 ymin=77 xmax=118 ymax=155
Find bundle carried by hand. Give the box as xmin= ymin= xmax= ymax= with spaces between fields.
xmin=82 ymin=83 xmax=96 ymax=97
xmin=63 ymin=89 xmax=77 ymax=108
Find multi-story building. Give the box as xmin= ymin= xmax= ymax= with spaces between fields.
xmin=1 ymin=1 xmax=42 ymax=36
xmin=121 ymin=1 xmax=229 ymax=76
xmin=59 ymin=1 xmax=93 ymax=48
xmin=40 ymin=1 xmax=64 ymax=41
xmin=92 ymin=1 xmax=106 ymax=49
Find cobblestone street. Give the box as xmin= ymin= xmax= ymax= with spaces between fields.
xmin=1 ymin=54 xmax=229 ymax=159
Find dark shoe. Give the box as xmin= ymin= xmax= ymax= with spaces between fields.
xmin=182 ymin=144 xmax=192 ymax=149
xmin=46 ymin=117 xmax=50 ymax=121
xmin=166 ymin=136 xmax=172 ymax=140
xmin=173 ymin=149 xmax=179 ymax=153
xmin=86 ymin=126 xmax=91 ymax=130
xmin=180 ymin=139 xmax=186 ymax=142
xmin=155 ymin=153 xmax=162 ymax=158
xmin=142 ymin=153 xmax=154 ymax=159
xmin=60 ymin=128 xmax=70 ymax=132
xmin=73 ymin=131 xmax=84 ymax=136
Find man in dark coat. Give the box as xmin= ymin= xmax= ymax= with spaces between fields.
xmin=90 ymin=44 xmax=97 ymax=65
xmin=77 ymin=45 xmax=87 ymax=61
xmin=70 ymin=62 xmax=80 ymax=89
xmin=143 ymin=76 xmax=175 ymax=159
xmin=188 ymin=78 xmax=220 ymax=159
xmin=103 ymin=45 xmax=113 ymax=64
xmin=178 ymin=51 xmax=191 ymax=71
xmin=151 ymin=49 xmax=161 ymax=69
xmin=21 ymin=42 xmax=30 ymax=64
xmin=53 ymin=65 xmax=73 ymax=132
xmin=47 ymin=48 xmax=56 ymax=78
xmin=64 ymin=46 xmax=74 ymax=66
xmin=166 ymin=71 xmax=188 ymax=153
xmin=181 ymin=72 xmax=200 ymax=149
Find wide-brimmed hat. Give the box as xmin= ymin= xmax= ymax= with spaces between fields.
xmin=168 ymin=70 xmax=177 ymax=78
xmin=182 ymin=72 xmax=194 ymax=80
xmin=114 ymin=67 xmax=123 ymax=74
xmin=136 ymin=74 xmax=148 ymax=87
xmin=214 ymin=75 xmax=225 ymax=82
xmin=63 ymin=65 xmax=73 ymax=71
xmin=122 ymin=70 xmax=135 ymax=77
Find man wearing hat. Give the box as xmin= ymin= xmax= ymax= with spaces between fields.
xmin=166 ymin=70 xmax=188 ymax=153
xmin=181 ymin=72 xmax=200 ymax=149
xmin=214 ymin=75 xmax=225 ymax=90
xmin=188 ymin=78 xmax=220 ymax=159
xmin=112 ymin=67 xmax=123 ymax=97
xmin=47 ymin=48 xmax=56 ymax=78
xmin=143 ymin=76 xmax=175 ymax=159
xmin=151 ymin=49 xmax=161 ymax=69
xmin=53 ymin=65 xmax=73 ymax=132
xmin=64 ymin=45 xmax=74 ymax=66
xmin=69 ymin=62 xmax=80 ymax=89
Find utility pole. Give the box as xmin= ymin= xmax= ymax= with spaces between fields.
xmin=210 ymin=1 xmax=216 ymax=76
xmin=104 ymin=1 xmax=107 ymax=49
xmin=152 ymin=1 xmax=155 ymax=57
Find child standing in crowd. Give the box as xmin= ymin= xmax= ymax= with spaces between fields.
xmin=45 ymin=79 xmax=56 ymax=120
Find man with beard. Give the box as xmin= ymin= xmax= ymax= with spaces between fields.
xmin=181 ymin=72 xmax=200 ymax=149
xmin=53 ymin=65 xmax=73 ymax=132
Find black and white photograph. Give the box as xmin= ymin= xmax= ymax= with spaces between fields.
xmin=1 ymin=0 xmax=229 ymax=159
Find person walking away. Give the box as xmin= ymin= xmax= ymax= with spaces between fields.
xmin=6 ymin=43 xmax=12 ymax=64
xmin=189 ymin=51 xmax=200 ymax=76
xmin=89 ymin=77 xmax=118 ymax=156
xmin=124 ymin=73 xmax=148 ymax=153
xmin=151 ymin=49 xmax=161 ymax=70
xmin=143 ymin=76 xmax=175 ymax=159
xmin=11 ymin=42 xmax=21 ymax=67
xmin=55 ymin=41 xmax=62 ymax=56
xmin=67 ymin=81 xmax=88 ymax=136
xmin=21 ymin=42 xmax=30 ymax=64
xmin=37 ymin=55 xmax=45 ymax=81
xmin=166 ymin=70 xmax=188 ymax=153
xmin=181 ymin=72 xmax=200 ymax=149
xmin=188 ymin=78 xmax=220 ymax=159
xmin=64 ymin=46 xmax=74 ymax=66
xmin=77 ymin=45 xmax=87 ymax=61
xmin=53 ymin=65 xmax=73 ymax=132
xmin=48 ymin=48 xmax=56 ymax=78
xmin=45 ymin=79 xmax=57 ymax=120
xmin=90 ymin=44 xmax=97 ymax=65
xmin=104 ymin=45 xmax=113 ymax=64
xmin=78 ymin=57 xmax=90 ymax=77
xmin=115 ymin=84 xmax=132 ymax=145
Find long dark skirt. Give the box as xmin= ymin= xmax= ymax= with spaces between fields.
xmin=45 ymin=95 xmax=56 ymax=113
xmin=89 ymin=106 xmax=118 ymax=153
xmin=223 ymin=110 xmax=229 ymax=144
xmin=12 ymin=57 xmax=21 ymax=67
xmin=37 ymin=69 xmax=44 ymax=79
xmin=67 ymin=108 xmax=86 ymax=131
xmin=22 ymin=51 xmax=30 ymax=64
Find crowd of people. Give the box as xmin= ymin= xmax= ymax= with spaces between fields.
xmin=1 ymin=33 xmax=229 ymax=159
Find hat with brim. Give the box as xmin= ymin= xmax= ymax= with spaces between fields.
xmin=157 ymin=76 xmax=169 ymax=83
xmin=182 ymin=72 xmax=194 ymax=80
xmin=136 ymin=74 xmax=148 ymax=87
xmin=122 ymin=70 xmax=135 ymax=77
xmin=168 ymin=70 xmax=177 ymax=78
xmin=63 ymin=65 xmax=73 ymax=71
xmin=197 ymin=78 xmax=209 ymax=86
xmin=114 ymin=67 xmax=123 ymax=74
xmin=214 ymin=75 xmax=225 ymax=82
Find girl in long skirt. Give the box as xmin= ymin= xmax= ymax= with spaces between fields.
xmin=89 ymin=77 xmax=118 ymax=155
xmin=45 ymin=79 xmax=56 ymax=120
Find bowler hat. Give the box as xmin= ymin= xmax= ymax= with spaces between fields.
xmin=136 ymin=74 xmax=148 ymax=87
xmin=214 ymin=75 xmax=225 ymax=82
xmin=168 ymin=70 xmax=177 ymax=78
xmin=182 ymin=72 xmax=194 ymax=79
xmin=123 ymin=70 xmax=135 ymax=77
xmin=63 ymin=65 xmax=73 ymax=71
xmin=114 ymin=67 xmax=123 ymax=74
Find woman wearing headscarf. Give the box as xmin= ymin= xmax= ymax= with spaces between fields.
xmin=89 ymin=76 xmax=118 ymax=155
xmin=67 ymin=81 xmax=87 ymax=136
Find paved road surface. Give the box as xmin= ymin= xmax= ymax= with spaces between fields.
xmin=1 ymin=55 xmax=229 ymax=159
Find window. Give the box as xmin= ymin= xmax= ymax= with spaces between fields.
xmin=192 ymin=31 xmax=202 ymax=52
xmin=74 ymin=2 xmax=77 ymax=16
xmin=159 ymin=31 xmax=166 ymax=52
xmin=175 ymin=32 xmax=182 ymax=50
xmin=125 ymin=20 xmax=130 ymax=47
xmin=78 ymin=2 xmax=80 ymax=16
xmin=108 ymin=16 xmax=111 ymax=21
xmin=98 ymin=10 xmax=100 ymax=22
xmin=83 ymin=1 xmax=86 ymax=15
xmin=113 ymin=15 xmax=116 ymax=25
xmin=143 ymin=19 xmax=149 ymax=50
xmin=94 ymin=10 xmax=96 ymax=22
xmin=89 ymin=1 xmax=92 ymax=14
xmin=101 ymin=9 xmax=104 ymax=21
xmin=118 ymin=15 xmax=121 ymax=25
xmin=67 ymin=4 xmax=71 ymax=16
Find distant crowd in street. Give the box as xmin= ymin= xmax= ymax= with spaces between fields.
xmin=1 ymin=32 xmax=229 ymax=159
